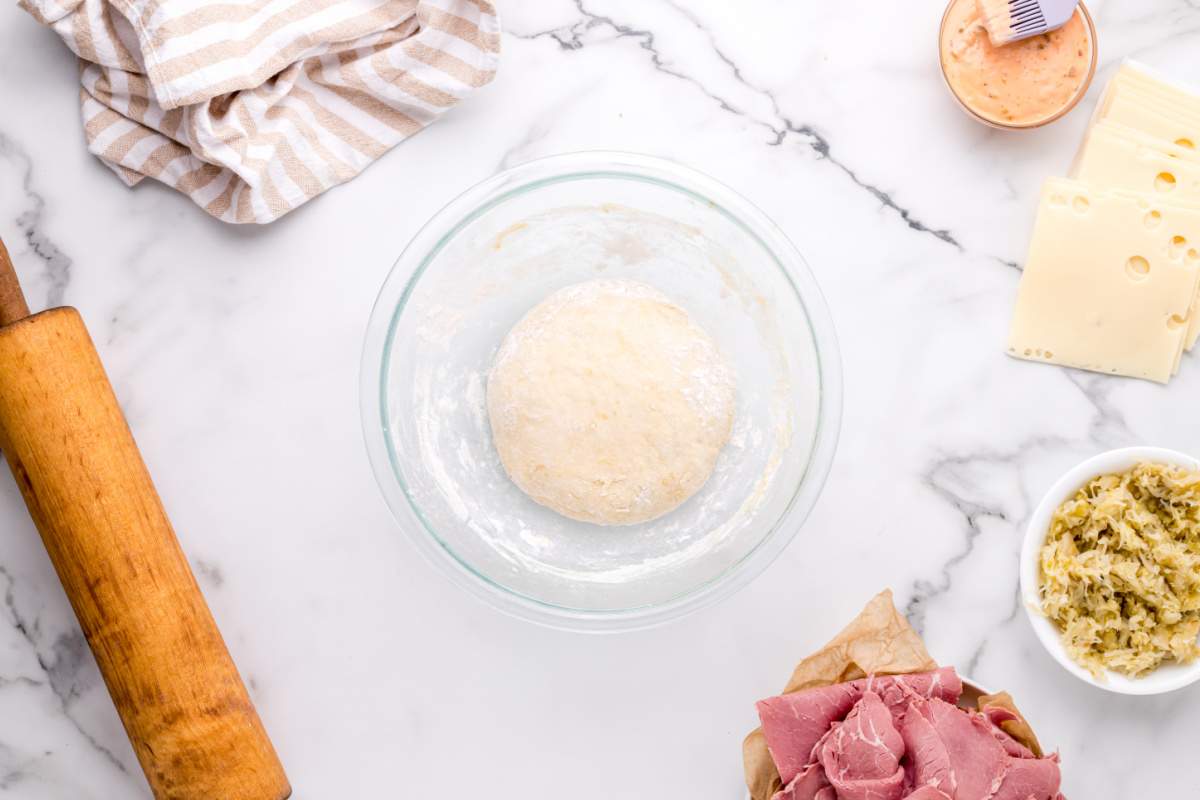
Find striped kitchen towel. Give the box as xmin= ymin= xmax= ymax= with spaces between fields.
xmin=20 ymin=0 xmax=500 ymax=223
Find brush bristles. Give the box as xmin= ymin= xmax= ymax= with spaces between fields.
xmin=977 ymin=0 xmax=1047 ymax=46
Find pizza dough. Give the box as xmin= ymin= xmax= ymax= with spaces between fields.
xmin=487 ymin=279 xmax=736 ymax=526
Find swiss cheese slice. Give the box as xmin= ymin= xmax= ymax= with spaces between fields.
xmin=1008 ymin=178 xmax=1200 ymax=383
xmin=1072 ymin=121 xmax=1200 ymax=352
xmin=1074 ymin=121 xmax=1200 ymax=194
xmin=1078 ymin=121 xmax=1200 ymax=168
xmin=1109 ymin=61 xmax=1200 ymax=123
xmin=1100 ymin=92 xmax=1200 ymax=153
xmin=1095 ymin=63 xmax=1200 ymax=152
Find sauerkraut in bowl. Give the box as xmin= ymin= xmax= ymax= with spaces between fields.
xmin=1021 ymin=447 xmax=1200 ymax=695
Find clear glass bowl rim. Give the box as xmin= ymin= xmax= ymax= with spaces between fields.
xmin=359 ymin=151 xmax=843 ymax=632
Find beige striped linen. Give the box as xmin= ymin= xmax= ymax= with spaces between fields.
xmin=21 ymin=0 xmax=500 ymax=223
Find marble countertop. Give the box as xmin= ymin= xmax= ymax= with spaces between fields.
xmin=1 ymin=0 xmax=1199 ymax=797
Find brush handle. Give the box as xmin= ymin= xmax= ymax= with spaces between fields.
xmin=0 ymin=305 xmax=290 ymax=800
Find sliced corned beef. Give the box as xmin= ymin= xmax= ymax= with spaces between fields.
xmin=915 ymin=698 xmax=1008 ymax=800
xmin=757 ymin=668 xmax=962 ymax=785
xmin=903 ymin=696 xmax=1060 ymax=800
xmin=991 ymin=755 xmax=1062 ymax=800
xmin=903 ymin=787 xmax=953 ymax=800
xmin=898 ymin=699 xmax=955 ymax=796
xmin=819 ymin=692 xmax=906 ymax=800
xmin=757 ymin=667 xmax=1064 ymax=800
xmin=772 ymin=763 xmax=831 ymax=800
xmin=760 ymin=683 xmax=860 ymax=786
xmin=980 ymin=705 xmax=1019 ymax=729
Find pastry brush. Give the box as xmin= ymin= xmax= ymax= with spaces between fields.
xmin=977 ymin=0 xmax=1078 ymax=46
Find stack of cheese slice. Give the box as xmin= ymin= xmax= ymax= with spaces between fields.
xmin=1008 ymin=62 xmax=1200 ymax=384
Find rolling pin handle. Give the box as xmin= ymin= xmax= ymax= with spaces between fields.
xmin=0 ymin=234 xmax=289 ymax=799
xmin=0 ymin=237 xmax=31 ymax=326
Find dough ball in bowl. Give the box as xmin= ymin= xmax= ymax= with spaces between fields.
xmin=487 ymin=279 xmax=736 ymax=526
xmin=361 ymin=152 xmax=842 ymax=629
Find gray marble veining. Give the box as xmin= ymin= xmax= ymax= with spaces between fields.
xmin=0 ymin=0 xmax=1198 ymax=797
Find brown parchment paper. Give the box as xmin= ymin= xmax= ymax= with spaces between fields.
xmin=742 ymin=589 xmax=936 ymax=800
xmin=742 ymin=590 xmax=1049 ymax=800
xmin=978 ymin=692 xmax=1043 ymax=757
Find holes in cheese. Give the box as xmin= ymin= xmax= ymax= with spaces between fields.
xmin=1074 ymin=122 xmax=1200 ymax=198
xmin=1171 ymin=235 xmax=1189 ymax=260
xmin=1036 ymin=62 xmax=1200 ymax=374
xmin=1094 ymin=63 xmax=1200 ymax=164
xmin=1007 ymin=178 xmax=1200 ymax=384
xmin=1156 ymin=172 xmax=1178 ymax=191
xmin=1126 ymin=255 xmax=1151 ymax=279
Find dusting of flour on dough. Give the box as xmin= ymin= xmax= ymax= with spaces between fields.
xmin=487 ymin=279 xmax=736 ymax=526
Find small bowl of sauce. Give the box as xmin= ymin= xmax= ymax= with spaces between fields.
xmin=939 ymin=0 xmax=1097 ymax=129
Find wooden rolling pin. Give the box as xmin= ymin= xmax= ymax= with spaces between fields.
xmin=0 ymin=237 xmax=290 ymax=800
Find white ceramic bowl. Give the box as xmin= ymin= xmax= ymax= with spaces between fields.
xmin=1020 ymin=446 xmax=1200 ymax=695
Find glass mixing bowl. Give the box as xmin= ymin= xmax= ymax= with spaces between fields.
xmin=361 ymin=152 xmax=841 ymax=631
